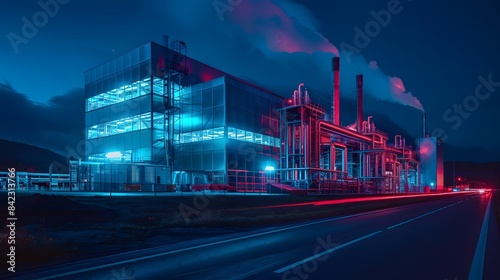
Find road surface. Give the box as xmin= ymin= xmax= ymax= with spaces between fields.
xmin=5 ymin=192 xmax=499 ymax=280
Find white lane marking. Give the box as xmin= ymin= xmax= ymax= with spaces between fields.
xmin=386 ymin=201 xmax=461 ymax=230
xmin=468 ymin=195 xmax=492 ymax=280
xmin=274 ymin=231 xmax=383 ymax=273
xmin=37 ymin=209 xmax=394 ymax=279
xmin=274 ymin=197 xmax=472 ymax=275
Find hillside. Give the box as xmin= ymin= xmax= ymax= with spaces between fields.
xmin=0 ymin=139 xmax=68 ymax=173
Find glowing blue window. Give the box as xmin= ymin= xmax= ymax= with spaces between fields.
xmin=87 ymin=112 xmax=159 ymax=139
xmin=228 ymin=127 xmax=237 ymax=139
xmin=180 ymin=127 xmax=225 ymax=143
xmin=237 ymin=129 xmax=245 ymax=141
xmin=275 ymin=139 xmax=281 ymax=148
xmin=86 ymin=77 xmax=151 ymax=111
xmin=254 ymin=133 xmax=262 ymax=144
xmin=245 ymin=131 xmax=253 ymax=142
xmin=262 ymin=135 xmax=271 ymax=146
xmin=88 ymin=150 xmax=132 ymax=163
xmin=153 ymin=77 xmax=163 ymax=95
xmin=213 ymin=127 xmax=225 ymax=139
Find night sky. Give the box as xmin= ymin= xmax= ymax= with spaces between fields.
xmin=1 ymin=0 xmax=499 ymax=162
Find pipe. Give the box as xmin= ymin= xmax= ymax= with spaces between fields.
xmin=162 ymin=35 xmax=169 ymax=48
xmin=422 ymin=113 xmax=427 ymax=138
xmin=395 ymin=135 xmax=401 ymax=148
xmin=356 ymin=74 xmax=363 ymax=132
xmin=298 ymin=83 xmax=304 ymax=104
xmin=319 ymin=120 xmax=372 ymax=142
xmin=332 ymin=57 xmax=340 ymax=125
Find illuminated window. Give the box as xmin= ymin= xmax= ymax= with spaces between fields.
xmin=180 ymin=127 xmax=225 ymax=143
xmin=237 ymin=129 xmax=245 ymax=141
xmin=228 ymin=127 xmax=237 ymax=139
xmin=86 ymin=77 xmax=151 ymax=111
xmin=180 ymin=132 xmax=192 ymax=143
xmin=226 ymin=127 xmax=279 ymax=147
xmin=153 ymin=113 xmax=164 ymax=129
xmin=245 ymin=131 xmax=253 ymax=142
xmin=202 ymin=129 xmax=214 ymax=141
xmin=88 ymin=150 xmax=132 ymax=163
xmin=254 ymin=133 xmax=262 ymax=144
xmin=152 ymin=77 xmax=163 ymax=95
xmin=213 ymin=127 xmax=225 ymax=140
xmin=192 ymin=131 xmax=202 ymax=142
xmin=262 ymin=135 xmax=271 ymax=146
xmin=87 ymin=112 xmax=163 ymax=139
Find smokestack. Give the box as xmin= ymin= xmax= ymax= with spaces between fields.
xmin=422 ymin=113 xmax=427 ymax=138
xmin=162 ymin=35 xmax=169 ymax=48
xmin=356 ymin=74 xmax=363 ymax=132
xmin=332 ymin=57 xmax=340 ymax=125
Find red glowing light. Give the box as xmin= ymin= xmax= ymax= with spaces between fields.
xmin=157 ymin=57 xmax=165 ymax=70
xmin=257 ymin=192 xmax=466 ymax=209
xmin=419 ymin=139 xmax=435 ymax=156
xmin=200 ymin=72 xmax=214 ymax=82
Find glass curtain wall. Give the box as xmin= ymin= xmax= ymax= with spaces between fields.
xmin=85 ymin=43 xmax=154 ymax=163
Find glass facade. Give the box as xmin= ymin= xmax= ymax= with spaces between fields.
xmin=86 ymin=78 xmax=151 ymax=111
xmin=227 ymin=127 xmax=280 ymax=147
xmin=87 ymin=112 xmax=164 ymax=139
xmin=174 ymin=76 xmax=281 ymax=178
xmin=84 ymin=42 xmax=282 ymax=189
xmin=225 ymin=77 xmax=282 ymax=174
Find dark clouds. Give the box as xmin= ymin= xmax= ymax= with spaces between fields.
xmin=0 ymin=83 xmax=84 ymax=156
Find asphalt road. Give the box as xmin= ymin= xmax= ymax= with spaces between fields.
xmin=6 ymin=192 xmax=499 ymax=280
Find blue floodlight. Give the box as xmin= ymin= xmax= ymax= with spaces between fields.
xmin=106 ymin=151 xmax=122 ymax=159
xmin=264 ymin=166 xmax=275 ymax=171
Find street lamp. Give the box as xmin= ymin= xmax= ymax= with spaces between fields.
xmin=106 ymin=151 xmax=122 ymax=159
xmin=264 ymin=166 xmax=275 ymax=171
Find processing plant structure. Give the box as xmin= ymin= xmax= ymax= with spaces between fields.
xmin=70 ymin=38 xmax=443 ymax=194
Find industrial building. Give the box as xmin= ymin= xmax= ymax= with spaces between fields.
xmin=70 ymin=38 xmax=442 ymax=193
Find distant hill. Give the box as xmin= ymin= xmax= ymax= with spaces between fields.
xmin=0 ymin=139 xmax=69 ymax=173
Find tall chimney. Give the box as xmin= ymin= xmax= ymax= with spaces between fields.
xmin=422 ymin=113 xmax=427 ymax=138
xmin=162 ymin=35 xmax=169 ymax=48
xmin=332 ymin=57 xmax=340 ymax=125
xmin=356 ymin=74 xmax=363 ymax=132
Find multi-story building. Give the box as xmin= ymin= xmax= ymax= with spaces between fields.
xmin=72 ymin=39 xmax=430 ymax=194
xmin=79 ymin=40 xmax=281 ymax=191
